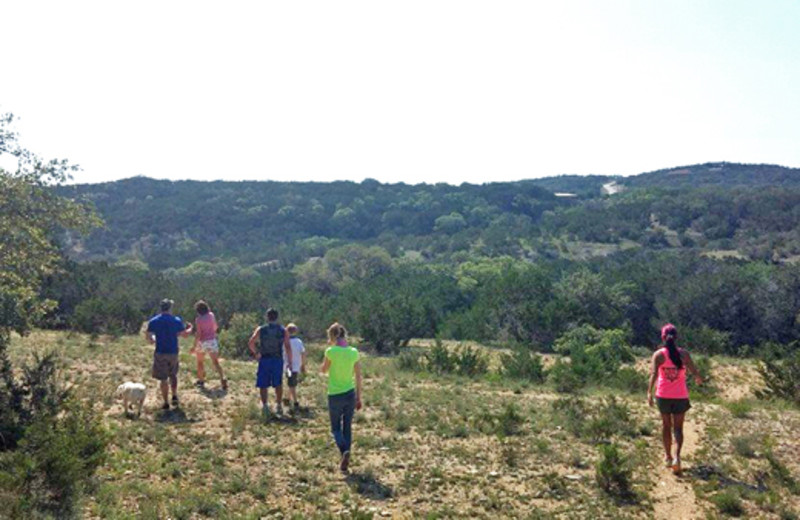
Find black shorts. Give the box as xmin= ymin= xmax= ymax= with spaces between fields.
xmin=287 ymin=371 xmax=299 ymax=388
xmin=656 ymin=398 xmax=691 ymax=414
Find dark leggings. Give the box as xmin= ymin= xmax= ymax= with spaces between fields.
xmin=328 ymin=390 xmax=355 ymax=454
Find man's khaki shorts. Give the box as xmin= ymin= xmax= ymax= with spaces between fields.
xmin=152 ymin=353 xmax=179 ymax=381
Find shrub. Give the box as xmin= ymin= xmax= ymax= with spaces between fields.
xmin=454 ymin=345 xmax=488 ymax=377
xmin=680 ymin=326 xmax=732 ymax=356
xmin=609 ymin=367 xmax=645 ymax=393
xmin=548 ymin=360 xmax=584 ymax=393
xmin=756 ymin=344 xmax=800 ymax=406
xmin=396 ymin=350 xmax=424 ymax=372
xmin=595 ymin=443 xmax=633 ymax=500
xmin=551 ymin=326 xmax=634 ymax=390
xmin=218 ymin=312 xmax=260 ymax=360
xmin=726 ymin=399 xmax=753 ymax=419
xmin=0 ymin=399 xmax=108 ymax=518
xmin=426 ymin=340 xmax=455 ymax=374
xmin=584 ymin=396 xmax=638 ymax=442
xmin=711 ymin=490 xmax=744 ymax=516
xmin=501 ymin=348 xmax=545 ymax=383
xmin=688 ymin=354 xmax=717 ymax=399
xmin=551 ymin=397 xmax=588 ymax=436
xmin=731 ymin=435 xmax=759 ymax=458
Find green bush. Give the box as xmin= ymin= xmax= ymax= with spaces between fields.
xmin=218 ymin=312 xmax=260 ymax=360
xmin=551 ymin=397 xmax=588 ymax=436
xmin=686 ymin=354 xmax=716 ymax=399
xmin=609 ymin=367 xmax=645 ymax=393
xmin=426 ymin=340 xmax=455 ymax=374
xmin=756 ymin=344 xmax=800 ymax=406
xmin=680 ymin=326 xmax=732 ymax=356
xmin=548 ymin=360 xmax=584 ymax=393
xmin=0 ymin=399 xmax=108 ymax=518
xmin=595 ymin=443 xmax=633 ymax=500
xmin=711 ymin=490 xmax=744 ymax=516
xmin=501 ymin=348 xmax=545 ymax=383
xmin=396 ymin=349 xmax=424 ymax=372
xmin=454 ymin=345 xmax=488 ymax=377
xmin=584 ymin=396 xmax=638 ymax=442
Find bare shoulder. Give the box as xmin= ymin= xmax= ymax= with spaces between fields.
xmin=679 ymin=348 xmax=692 ymax=361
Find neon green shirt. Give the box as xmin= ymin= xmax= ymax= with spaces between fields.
xmin=325 ymin=345 xmax=359 ymax=396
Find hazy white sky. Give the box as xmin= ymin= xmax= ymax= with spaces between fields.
xmin=1 ymin=1 xmax=798 ymax=185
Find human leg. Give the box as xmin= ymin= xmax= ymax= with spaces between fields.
xmin=673 ymin=412 xmax=686 ymax=459
xmin=660 ymin=413 xmax=673 ymax=461
xmin=328 ymin=393 xmax=347 ymax=454
xmin=196 ymin=351 xmax=206 ymax=384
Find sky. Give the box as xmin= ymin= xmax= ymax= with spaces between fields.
xmin=1 ymin=1 xmax=799 ymax=185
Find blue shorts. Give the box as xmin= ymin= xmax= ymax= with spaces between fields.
xmin=256 ymin=357 xmax=283 ymax=388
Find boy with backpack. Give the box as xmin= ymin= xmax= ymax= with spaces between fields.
xmin=248 ymin=308 xmax=292 ymax=418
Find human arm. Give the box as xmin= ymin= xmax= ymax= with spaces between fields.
xmin=248 ymin=327 xmax=261 ymax=359
xmin=319 ymin=356 xmax=331 ymax=374
xmin=284 ymin=329 xmax=292 ymax=368
xmin=301 ymin=351 xmax=307 ymax=375
xmin=144 ymin=326 xmax=155 ymax=345
xmin=179 ymin=319 xmax=192 ymax=338
xmin=354 ymin=361 xmax=363 ymax=411
xmin=647 ymin=352 xmax=662 ymax=407
xmin=683 ymin=351 xmax=703 ymax=385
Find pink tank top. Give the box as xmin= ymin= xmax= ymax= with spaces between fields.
xmin=656 ymin=347 xmax=689 ymax=399
xmin=195 ymin=312 xmax=217 ymax=342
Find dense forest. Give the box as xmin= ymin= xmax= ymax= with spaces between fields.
xmin=37 ymin=162 xmax=800 ymax=358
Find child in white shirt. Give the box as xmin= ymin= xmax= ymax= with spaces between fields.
xmin=284 ymin=323 xmax=306 ymax=410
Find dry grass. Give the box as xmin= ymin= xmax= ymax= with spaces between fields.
xmin=6 ymin=331 xmax=800 ymax=519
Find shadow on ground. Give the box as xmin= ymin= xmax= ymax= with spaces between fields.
xmin=199 ymin=386 xmax=228 ymax=400
xmin=155 ymin=408 xmax=200 ymax=424
xmin=346 ymin=471 xmax=394 ymax=500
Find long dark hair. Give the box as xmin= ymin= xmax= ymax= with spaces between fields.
xmin=662 ymin=325 xmax=683 ymax=369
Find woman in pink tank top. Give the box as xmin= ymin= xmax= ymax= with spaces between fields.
xmin=191 ymin=300 xmax=227 ymax=390
xmin=647 ymin=323 xmax=703 ymax=473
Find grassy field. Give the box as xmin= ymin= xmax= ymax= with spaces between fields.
xmin=7 ymin=332 xmax=800 ymax=519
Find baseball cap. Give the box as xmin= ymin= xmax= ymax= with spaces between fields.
xmin=661 ymin=323 xmax=677 ymax=341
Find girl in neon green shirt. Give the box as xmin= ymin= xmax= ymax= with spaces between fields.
xmin=320 ymin=322 xmax=362 ymax=473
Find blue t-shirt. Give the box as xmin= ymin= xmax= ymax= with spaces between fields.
xmin=147 ymin=313 xmax=186 ymax=355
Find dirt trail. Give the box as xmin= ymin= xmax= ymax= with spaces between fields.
xmin=651 ymin=415 xmax=704 ymax=520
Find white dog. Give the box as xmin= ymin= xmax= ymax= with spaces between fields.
xmin=116 ymin=382 xmax=146 ymax=418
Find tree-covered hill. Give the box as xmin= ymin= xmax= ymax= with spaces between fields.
xmin=57 ymin=162 xmax=800 ymax=270
xmin=58 ymin=176 xmax=564 ymax=269
xmin=623 ymin=162 xmax=800 ymax=189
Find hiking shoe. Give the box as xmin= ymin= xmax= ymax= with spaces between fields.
xmin=276 ymin=404 xmax=284 ymax=416
xmin=340 ymin=451 xmax=351 ymax=473
xmin=161 ymin=402 xmax=170 ymax=410
xmin=171 ymin=396 xmax=179 ymax=407
xmin=665 ymin=456 xmax=673 ymax=468
xmin=672 ymin=457 xmax=681 ymax=474
xmin=221 ymin=379 xmax=228 ymax=391
xmin=262 ymin=405 xmax=271 ymax=420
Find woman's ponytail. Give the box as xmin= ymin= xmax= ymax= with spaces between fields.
xmin=664 ymin=330 xmax=683 ymax=369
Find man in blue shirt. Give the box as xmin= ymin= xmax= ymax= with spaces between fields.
xmin=145 ymin=299 xmax=192 ymax=410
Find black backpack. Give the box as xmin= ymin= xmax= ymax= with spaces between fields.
xmin=259 ymin=323 xmax=284 ymax=358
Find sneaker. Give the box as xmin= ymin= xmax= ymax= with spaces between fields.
xmin=276 ymin=404 xmax=284 ymax=416
xmin=665 ymin=456 xmax=673 ymax=468
xmin=171 ymin=396 xmax=179 ymax=407
xmin=672 ymin=457 xmax=681 ymax=474
xmin=161 ymin=402 xmax=170 ymax=410
xmin=340 ymin=451 xmax=351 ymax=473
xmin=262 ymin=404 xmax=271 ymax=420
xmin=221 ymin=379 xmax=228 ymax=391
